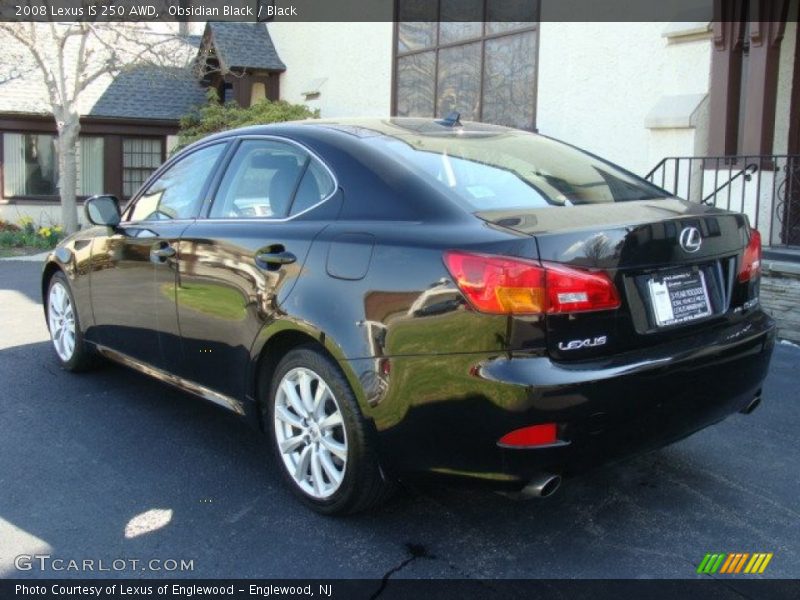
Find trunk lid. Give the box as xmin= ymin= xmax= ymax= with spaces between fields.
xmin=477 ymin=199 xmax=753 ymax=360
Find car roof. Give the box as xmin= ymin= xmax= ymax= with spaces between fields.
xmin=302 ymin=117 xmax=516 ymax=137
xmin=170 ymin=117 xmax=493 ymax=224
xmin=190 ymin=117 xmax=520 ymax=149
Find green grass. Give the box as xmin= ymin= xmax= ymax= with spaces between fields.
xmin=369 ymin=351 xmax=527 ymax=431
xmin=386 ymin=309 xmax=506 ymax=355
xmin=365 ymin=310 xmax=523 ymax=429
xmin=172 ymin=282 xmax=248 ymax=321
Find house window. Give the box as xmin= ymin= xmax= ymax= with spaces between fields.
xmin=220 ymin=82 xmax=234 ymax=103
xmin=122 ymin=138 xmax=163 ymax=198
xmin=3 ymin=133 xmax=58 ymax=196
xmin=77 ymin=137 xmax=104 ymax=196
xmin=394 ymin=1 xmax=539 ymax=130
xmin=251 ymin=82 xmax=267 ymax=105
xmin=2 ymin=133 xmax=104 ymax=198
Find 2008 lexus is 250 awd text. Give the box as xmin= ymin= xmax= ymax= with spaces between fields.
xmin=42 ymin=117 xmax=775 ymax=514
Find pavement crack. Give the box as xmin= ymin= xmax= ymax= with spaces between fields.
xmin=370 ymin=543 xmax=433 ymax=600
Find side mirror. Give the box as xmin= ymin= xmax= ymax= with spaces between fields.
xmin=85 ymin=195 xmax=121 ymax=227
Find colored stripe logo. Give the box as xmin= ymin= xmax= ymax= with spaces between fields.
xmin=697 ymin=552 xmax=773 ymax=574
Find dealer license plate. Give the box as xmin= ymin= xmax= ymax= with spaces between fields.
xmin=647 ymin=269 xmax=712 ymax=327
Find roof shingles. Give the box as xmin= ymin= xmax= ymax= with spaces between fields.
xmin=0 ymin=24 xmax=286 ymax=122
xmin=207 ymin=22 xmax=286 ymax=72
xmin=89 ymin=66 xmax=206 ymax=121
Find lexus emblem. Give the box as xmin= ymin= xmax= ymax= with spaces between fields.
xmin=679 ymin=226 xmax=702 ymax=253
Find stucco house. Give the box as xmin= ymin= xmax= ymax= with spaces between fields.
xmin=0 ymin=3 xmax=798 ymax=261
xmin=266 ymin=11 xmax=799 ymax=256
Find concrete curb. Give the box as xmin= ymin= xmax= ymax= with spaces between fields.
xmin=765 ymin=261 xmax=800 ymax=278
xmin=0 ymin=252 xmax=49 ymax=262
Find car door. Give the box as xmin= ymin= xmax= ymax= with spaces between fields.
xmin=176 ymin=137 xmax=337 ymax=400
xmin=90 ymin=142 xmax=228 ymax=374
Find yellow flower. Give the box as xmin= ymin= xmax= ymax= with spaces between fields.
xmin=39 ymin=227 xmax=51 ymax=237
xmin=54 ymin=225 xmax=63 ymax=232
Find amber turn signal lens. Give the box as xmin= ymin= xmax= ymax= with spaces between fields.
xmin=443 ymin=250 xmax=620 ymax=315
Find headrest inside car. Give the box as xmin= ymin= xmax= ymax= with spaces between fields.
xmin=249 ymin=153 xmax=299 ymax=171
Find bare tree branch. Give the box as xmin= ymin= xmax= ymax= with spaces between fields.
xmin=0 ymin=19 xmax=202 ymax=233
xmin=72 ymin=23 xmax=88 ymax=99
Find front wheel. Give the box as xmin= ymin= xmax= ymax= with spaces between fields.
xmin=46 ymin=272 xmax=95 ymax=371
xmin=265 ymin=346 xmax=393 ymax=515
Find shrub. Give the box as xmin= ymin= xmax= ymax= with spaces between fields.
xmin=0 ymin=220 xmax=21 ymax=233
xmin=38 ymin=225 xmax=64 ymax=247
xmin=18 ymin=216 xmax=35 ymax=234
xmin=174 ymin=89 xmax=320 ymax=154
xmin=0 ymin=220 xmax=65 ymax=250
xmin=0 ymin=230 xmax=17 ymax=246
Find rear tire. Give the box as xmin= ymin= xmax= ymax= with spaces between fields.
xmin=264 ymin=345 xmax=393 ymax=515
xmin=46 ymin=272 xmax=95 ymax=372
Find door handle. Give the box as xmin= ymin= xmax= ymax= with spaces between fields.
xmin=255 ymin=248 xmax=296 ymax=267
xmin=150 ymin=244 xmax=176 ymax=260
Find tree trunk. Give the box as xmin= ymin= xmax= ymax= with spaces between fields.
xmin=56 ymin=112 xmax=81 ymax=234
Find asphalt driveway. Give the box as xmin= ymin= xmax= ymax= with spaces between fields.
xmin=1 ymin=259 xmax=798 ymax=582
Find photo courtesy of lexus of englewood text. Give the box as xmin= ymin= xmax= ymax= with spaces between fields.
xmin=0 ymin=0 xmax=798 ymax=598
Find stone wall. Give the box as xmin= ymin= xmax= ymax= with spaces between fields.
xmin=761 ymin=268 xmax=800 ymax=342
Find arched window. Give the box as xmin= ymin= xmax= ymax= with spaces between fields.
xmin=393 ymin=0 xmax=539 ymax=131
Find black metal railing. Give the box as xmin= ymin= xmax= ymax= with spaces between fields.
xmin=645 ymin=155 xmax=800 ymax=248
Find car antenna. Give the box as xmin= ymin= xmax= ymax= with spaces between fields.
xmin=436 ymin=111 xmax=462 ymax=127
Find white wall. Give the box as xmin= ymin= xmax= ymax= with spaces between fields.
xmin=536 ymin=22 xmax=712 ymax=176
xmin=267 ymin=21 xmax=714 ymax=178
xmin=268 ymin=22 xmax=393 ymax=118
xmin=15 ymin=22 xmax=793 ymax=229
xmin=0 ymin=203 xmax=86 ymax=228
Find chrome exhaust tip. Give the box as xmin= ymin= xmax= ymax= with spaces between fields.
xmin=740 ymin=395 xmax=762 ymax=415
xmin=520 ymin=473 xmax=562 ymax=499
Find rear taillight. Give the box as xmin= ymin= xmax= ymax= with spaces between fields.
xmin=738 ymin=228 xmax=762 ymax=283
xmin=544 ymin=262 xmax=622 ymax=314
xmin=442 ymin=251 xmax=545 ymax=314
xmin=443 ymin=250 xmax=620 ymax=315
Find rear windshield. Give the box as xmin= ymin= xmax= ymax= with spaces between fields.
xmin=366 ymin=131 xmax=669 ymax=210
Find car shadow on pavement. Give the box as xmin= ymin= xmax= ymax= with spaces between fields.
xmin=1 ymin=340 xmax=798 ymax=580
xmin=0 ymin=260 xmax=46 ymax=305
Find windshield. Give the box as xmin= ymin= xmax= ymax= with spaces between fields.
xmin=366 ymin=130 xmax=670 ymax=210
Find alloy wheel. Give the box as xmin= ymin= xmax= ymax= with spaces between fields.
xmin=48 ymin=281 xmax=76 ymax=362
xmin=273 ymin=367 xmax=348 ymax=499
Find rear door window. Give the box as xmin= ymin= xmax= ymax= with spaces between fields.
xmin=289 ymin=159 xmax=336 ymax=216
xmin=209 ymin=140 xmax=308 ymax=219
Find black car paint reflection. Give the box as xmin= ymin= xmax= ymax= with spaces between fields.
xmin=42 ymin=118 xmax=774 ymax=490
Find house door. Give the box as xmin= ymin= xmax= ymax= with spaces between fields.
xmin=784 ymin=20 xmax=800 ymax=246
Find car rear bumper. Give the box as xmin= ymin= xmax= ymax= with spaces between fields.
xmin=353 ymin=310 xmax=776 ymax=486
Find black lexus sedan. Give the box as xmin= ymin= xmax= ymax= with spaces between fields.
xmin=42 ymin=117 xmax=775 ymax=514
